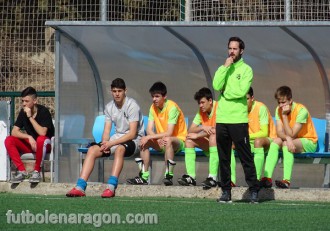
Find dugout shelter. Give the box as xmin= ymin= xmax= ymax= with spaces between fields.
xmin=46 ymin=21 xmax=330 ymax=183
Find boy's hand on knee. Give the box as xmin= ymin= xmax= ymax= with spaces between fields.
xmin=187 ymin=133 xmax=198 ymax=140
xmin=157 ymin=138 xmax=165 ymax=148
xmin=100 ymin=141 xmax=111 ymax=153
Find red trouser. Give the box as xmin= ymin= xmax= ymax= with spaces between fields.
xmin=5 ymin=136 xmax=51 ymax=172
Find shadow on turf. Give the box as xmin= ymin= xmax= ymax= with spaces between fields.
xmin=234 ymin=188 xmax=275 ymax=203
xmin=10 ymin=183 xmax=19 ymax=189
xmin=10 ymin=182 xmax=39 ymax=189
xmin=30 ymin=182 xmax=39 ymax=188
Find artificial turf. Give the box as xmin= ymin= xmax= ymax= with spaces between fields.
xmin=1 ymin=193 xmax=329 ymax=231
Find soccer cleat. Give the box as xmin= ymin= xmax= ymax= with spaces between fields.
xmin=10 ymin=171 xmax=29 ymax=183
xmin=178 ymin=174 xmax=196 ymax=186
xmin=29 ymin=170 xmax=41 ymax=183
xmin=275 ymin=179 xmax=290 ymax=189
xmin=250 ymin=191 xmax=259 ymax=204
xmin=202 ymin=177 xmax=217 ymax=190
xmin=163 ymin=174 xmax=173 ymax=186
xmin=66 ymin=187 xmax=86 ymax=197
xmin=126 ymin=176 xmax=148 ymax=185
xmin=217 ymin=190 xmax=232 ymax=203
xmin=260 ymin=177 xmax=273 ymax=189
xmin=101 ymin=188 xmax=115 ymax=198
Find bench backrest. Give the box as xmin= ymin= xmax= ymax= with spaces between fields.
xmin=273 ymin=117 xmax=327 ymax=153
xmin=92 ymin=115 xmax=115 ymax=143
xmin=312 ymin=118 xmax=327 ymax=153
xmin=143 ymin=115 xmax=149 ymax=134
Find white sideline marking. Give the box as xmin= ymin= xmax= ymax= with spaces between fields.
xmin=276 ymin=202 xmax=329 ymax=207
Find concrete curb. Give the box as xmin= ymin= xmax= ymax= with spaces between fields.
xmin=1 ymin=182 xmax=330 ymax=202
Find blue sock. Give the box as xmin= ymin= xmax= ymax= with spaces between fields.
xmin=76 ymin=178 xmax=87 ymax=191
xmin=107 ymin=176 xmax=118 ymax=191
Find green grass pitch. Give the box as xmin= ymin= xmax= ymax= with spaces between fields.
xmin=1 ymin=192 xmax=330 ymax=231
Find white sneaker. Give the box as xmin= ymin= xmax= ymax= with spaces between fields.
xmin=29 ymin=171 xmax=41 ymax=183
xmin=10 ymin=171 xmax=29 ymax=183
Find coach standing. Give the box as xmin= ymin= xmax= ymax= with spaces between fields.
xmin=213 ymin=37 xmax=260 ymax=203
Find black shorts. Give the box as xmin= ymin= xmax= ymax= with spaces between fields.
xmin=98 ymin=140 xmax=136 ymax=158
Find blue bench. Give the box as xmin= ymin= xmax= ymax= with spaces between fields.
xmin=233 ymin=117 xmax=330 ymax=187
xmin=171 ymin=117 xmax=330 ymax=187
xmin=274 ymin=118 xmax=330 ymax=187
xmin=297 ymin=118 xmax=329 ymax=157
xmin=76 ymin=115 xmax=330 ymax=187
xmin=76 ymin=115 xmax=205 ymax=182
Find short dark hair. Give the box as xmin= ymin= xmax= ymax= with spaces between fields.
xmin=149 ymin=81 xmax=167 ymax=96
xmin=194 ymin=87 xmax=213 ymax=102
xmin=21 ymin=87 xmax=37 ymax=98
xmin=247 ymin=87 xmax=254 ymax=97
xmin=275 ymin=86 xmax=292 ymax=100
xmin=228 ymin=37 xmax=245 ymax=50
xmin=111 ymin=78 xmax=126 ymax=90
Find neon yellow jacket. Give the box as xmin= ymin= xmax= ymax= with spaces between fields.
xmin=213 ymin=58 xmax=253 ymax=123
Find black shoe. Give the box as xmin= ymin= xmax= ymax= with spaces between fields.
xmin=163 ymin=174 xmax=173 ymax=186
xmin=202 ymin=177 xmax=217 ymax=190
xmin=126 ymin=176 xmax=148 ymax=185
xmin=178 ymin=174 xmax=196 ymax=186
xmin=250 ymin=191 xmax=259 ymax=204
xmin=217 ymin=191 xmax=232 ymax=203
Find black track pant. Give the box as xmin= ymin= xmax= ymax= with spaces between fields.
xmin=216 ymin=123 xmax=259 ymax=192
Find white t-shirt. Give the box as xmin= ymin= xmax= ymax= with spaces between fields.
xmin=104 ymin=97 xmax=144 ymax=152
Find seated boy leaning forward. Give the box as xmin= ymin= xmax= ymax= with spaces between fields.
xmin=261 ymin=86 xmax=318 ymax=189
xmin=127 ymin=81 xmax=187 ymax=186
xmin=246 ymin=87 xmax=276 ymax=182
xmin=66 ymin=78 xmax=145 ymax=198
xmin=6 ymin=86 xmax=54 ymax=183
xmin=177 ymin=87 xmax=236 ymax=189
